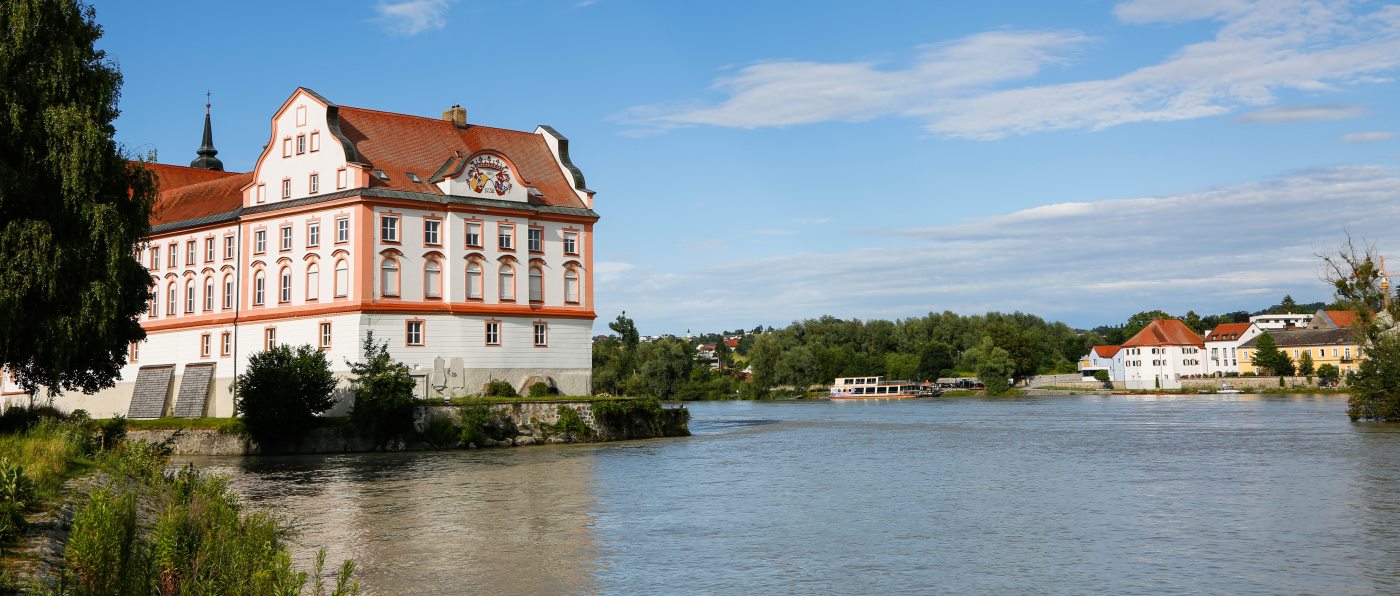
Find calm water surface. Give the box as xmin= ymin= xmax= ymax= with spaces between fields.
xmin=184 ymin=395 xmax=1400 ymax=594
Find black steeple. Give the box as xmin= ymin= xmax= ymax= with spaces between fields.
xmin=190 ymin=91 xmax=224 ymax=171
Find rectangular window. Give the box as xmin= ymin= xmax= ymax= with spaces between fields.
xmin=319 ymin=323 xmax=332 ymax=350
xmin=264 ymin=327 xmax=276 ymax=351
xmin=498 ymin=224 xmax=514 ymax=250
xmin=406 ymin=321 xmax=424 ymax=346
xmin=204 ymin=278 xmax=213 ymax=311
xmin=336 ymin=168 xmax=348 ymax=189
xmin=465 ymin=221 xmax=481 ymax=247
xmin=220 ymin=332 xmax=231 ymax=356
xmin=257 ymin=183 xmax=267 ymax=204
xmin=204 ymin=238 xmax=214 ymax=262
xmin=563 ymin=231 xmax=579 ymax=255
xmin=150 ymin=246 xmax=160 ymax=270
xmin=485 ymin=321 xmax=500 ymax=346
xmin=310 ymin=131 xmax=321 ymax=152
xmin=533 ymin=322 xmax=547 ymax=347
xmin=280 ymin=225 xmax=292 ymax=251
xmin=424 ymin=219 xmax=441 ymax=245
xmin=223 ymin=276 xmax=233 ymax=309
xmin=296 ymin=134 xmax=306 ymax=155
xmin=168 ymin=244 xmax=177 ymax=267
xmin=296 ymin=105 xmax=306 ymax=126
xmin=254 ymin=230 xmax=266 ymax=254
xmin=130 ymin=341 xmax=138 ymax=363
xmin=186 ymin=241 xmax=196 ymax=266
xmin=380 ymin=215 xmax=399 ymax=242
xmin=336 ymin=217 xmax=349 ymax=244
xmin=528 ymin=227 xmax=543 ymax=253
xmin=281 ymin=179 xmax=291 ymax=199
xmin=309 ymin=173 xmax=319 ymax=194
xmin=307 ymin=222 xmax=320 ymax=247
xmin=253 ymin=274 xmax=264 ymax=305
xmin=200 ymin=334 xmax=211 ymax=358
xmin=282 ymin=138 xmax=291 ymax=158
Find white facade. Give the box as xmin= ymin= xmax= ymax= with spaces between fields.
xmin=3 ymin=88 xmax=598 ymax=417
xmin=1249 ymin=313 xmax=1312 ymax=329
xmin=1203 ymin=324 xmax=1262 ymax=376
xmin=1078 ymin=348 xmax=1124 ymax=382
xmin=1122 ymin=345 xmax=1206 ymax=390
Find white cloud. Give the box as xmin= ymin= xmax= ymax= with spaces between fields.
xmin=1236 ymin=105 xmax=1366 ymax=123
xmin=1341 ymin=131 xmax=1393 ymax=143
xmin=795 ymin=216 xmax=831 ymax=225
xmin=598 ymin=166 xmax=1400 ymax=332
xmin=622 ymin=1 xmax=1400 ymax=140
xmin=594 ymin=261 xmax=635 ymax=284
xmin=375 ymin=0 xmax=449 ymax=36
xmin=1112 ymin=0 xmax=1250 ymax=24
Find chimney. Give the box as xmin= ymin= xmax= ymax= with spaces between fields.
xmin=442 ymin=104 xmax=466 ymax=127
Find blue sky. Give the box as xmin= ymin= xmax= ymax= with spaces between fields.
xmin=93 ymin=0 xmax=1400 ymax=334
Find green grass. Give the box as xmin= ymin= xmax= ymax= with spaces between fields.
xmin=939 ymin=390 xmax=979 ymax=396
xmin=0 ymin=422 xmax=92 ymax=501
xmin=125 ymin=417 xmax=241 ymax=432
xmin=1034 ymin=385 xmax=1108 ymax=391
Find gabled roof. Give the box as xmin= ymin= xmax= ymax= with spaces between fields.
xmin=142 ymin=163 xmax=248 ymax=227
xmin=334 ymin=106 xmax=587 ymax=209
xmin=1204 ymin=323 xmax=1252 ymax=342
xmin=1239 ymin=328 xmax=1359 ymax=349
xmin=1121 ymin=319 xmax=1204 ymax=348
xmin=1316 ymin=310 xmax=1360 ymax=328
xmin=1091 ymin=345 xmax=1121 ymax=358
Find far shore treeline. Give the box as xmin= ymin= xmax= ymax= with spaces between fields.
xmin=591 ymin=296 xmax=1334 ymax=401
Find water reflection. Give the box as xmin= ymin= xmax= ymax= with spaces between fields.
xmin=181 ymin=396 xmax=1400 ymax=594
xmin=184 ymin=448 xmax=602 ymax=595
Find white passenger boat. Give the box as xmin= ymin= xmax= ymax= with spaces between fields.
xmin=829 ymin=376 xmax=925 ymax=399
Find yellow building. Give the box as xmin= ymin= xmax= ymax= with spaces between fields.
xmin=1238 ymin=328 xmax=1363 ymax=375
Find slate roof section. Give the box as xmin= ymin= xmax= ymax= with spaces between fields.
xmin=1204 ymin=323 xmax=1252 ymax=342
xmin=1121 ymin=319 xmax=1204 ymax=348
xmin=1239 ymin=328 xmax=1360 ymax=349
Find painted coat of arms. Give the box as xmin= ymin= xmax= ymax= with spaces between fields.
xmin=466 ymin=155 xmax=513 ymax=196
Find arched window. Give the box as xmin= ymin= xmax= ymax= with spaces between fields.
xmin=529 ymin=266 xmax=543 ymax=302
xmin=564 ymin=268 xmax=580 ymax=304
xmin=425 ymin=260 xmax=442 ymax=299
xmin=279 ymin=267 xmax=292 ymax=303
xmin=466 ymin=261 xmax=483 ymax=299
xmin=168 ymin=283 xmax=177 ymax=316
xmin=184 ymin=280 xmax=195 ymax=313
xmin=306 ymin=263 xmax=320 ymax=301
xmin=499 ymin=264 xmax=515 ymax=301
xmin=334 ymin=259 xmax=348 ymax=298
xmin=381 ymin=258 xmax=399 ymax=297
xmin=223 ymin=274 xmax=233 ymax=310
xmin=203 ymin=276 xmax=214 ymax=311
xmin=253 ymin=271 xmax=265 ymax=305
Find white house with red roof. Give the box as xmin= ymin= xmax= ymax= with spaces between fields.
xmin=1077 ymin=345 xmax=1124 ymax=382
xmin=2 ymin=88 xmax=598 ymax=417
xmin=1202 ymin=322 xmax=1261 ymax=376
xmin=1121 ymin=319 xmax=1206 ymax=390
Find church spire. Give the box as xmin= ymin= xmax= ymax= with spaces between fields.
xmin=190 ymin=91 xmax=224 ymax=171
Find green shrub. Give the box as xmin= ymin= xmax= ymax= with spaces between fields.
xmin=458 ymin=404 xmax=516 ymax=446
xmin=592 ymin=397 xmax=665 ymax=436
xmin=65 ymin=487 xmax=145 ymax=595
xmin=536 ymin=406 xmax=594 ymax=440
xmin=423 ymin=414 xmax=460 ymax=449
xmin=349 ymin=333 xmax=417 ymax=444
xmin=97 ymin=415 xmax=127 ymax=450
xmin=483 ymin=380 xmax=517 ymax=397
xmin=527 ymin=382 xmax=554 ymax=398
xmin=0 ymin=457 xmax=36 ymax=545
xmin=234 ymin=344 xmax=338 ymax=445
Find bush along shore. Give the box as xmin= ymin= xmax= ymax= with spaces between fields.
xmin=0 ymin=406 xmax=358 ymax=593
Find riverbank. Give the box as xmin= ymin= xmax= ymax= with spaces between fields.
xmin=125 ymin=398 xmax=690 ymax=456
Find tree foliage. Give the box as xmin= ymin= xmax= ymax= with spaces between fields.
xmin=348 ymin=332 xmax=416 ymax=442
xmin=1319 ymin=237 xmax=1400 ymax=421
xmin=1251 ymin=332 xmax=1287 ymax=376
xmin=233 ymin=344 xmax=337 ymax=444
xmin=1297 ymin=351 xmax=1314 ymax=376
xmin=0 ymin=0 xmax=156 ymax=395
xmin=971 ymin=338 xmax=1013 ymax=396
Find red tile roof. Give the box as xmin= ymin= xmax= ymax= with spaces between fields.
xmin=1091 ymin=345 xmax=1121 ymax=358
xmin=335 ymin=107 xmax=587 ymax=209
xmin=141 ymin=99 xmax=589 ymax=231
xmin=1121 ymin=319 xmax=1204 ymax=348
xmin=1204 ymin=323 xmax=1252 ymax=342
xmin=1323 ymin=310 xmax=1359 ymax=328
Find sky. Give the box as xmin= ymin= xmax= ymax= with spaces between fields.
xmin=91 ymin=0 xmax=1400 ymax=335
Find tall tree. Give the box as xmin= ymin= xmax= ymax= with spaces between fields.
xmin=1251 ymin=332 xmax=1284 ymax=376
xmin=0 ymin=0 xmax=155 ymax=394
xmin=1320 ymin=238 xmax=1400 ymax=421
xmin=1123 ymin=310 xmax=1173 ymax=341
xmin=1297 ymin=351 xmax=1315 ymax=376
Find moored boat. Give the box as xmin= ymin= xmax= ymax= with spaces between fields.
xmin=829 ymin=376 xmax=930 ymax=399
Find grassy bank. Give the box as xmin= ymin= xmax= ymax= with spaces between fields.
xmin=0 ymin=409 xmax=358 ymax=593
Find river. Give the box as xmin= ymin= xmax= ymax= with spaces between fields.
xmin=183 ymin=395 xmax=1400 ymax=594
